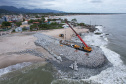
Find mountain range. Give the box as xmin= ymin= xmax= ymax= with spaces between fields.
xmin=0 ymin=6 xmax=64 ymax=13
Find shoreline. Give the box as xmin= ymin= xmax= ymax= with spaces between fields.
xmin=0 ymin=32 xmax=45 ymax=69
xmin=0 ymin=27 xmax=89 ymax=69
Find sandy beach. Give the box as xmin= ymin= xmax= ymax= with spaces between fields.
xmin=0 ymin=28 xmax=88 ymax=69
xmin=42 ymin=27 xmax=88 ymax=40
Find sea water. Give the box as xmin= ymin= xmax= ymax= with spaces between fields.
xmin=57 ymin=14 xmax=126 ymax=84
xmin=0 ymin=14 xmax=126 ymax=84
xmin=0 ymin=62 xmax=54 ymax=84
xmin=61 ymin=14 xmax=126 ymax=64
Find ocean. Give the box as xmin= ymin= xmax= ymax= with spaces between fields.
xmin=59 ymin=14 xmax=126 ymax=83
xmin=0 ymin=14 xmax=126 ymax=84
xmin=61 ymin=14 xmax=126 ymax=64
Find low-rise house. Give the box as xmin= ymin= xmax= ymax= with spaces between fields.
xmin=50 ymin=21 xmax=56 ymax=24
xmin=33 ymin=22 xmax=40 ymax=24
xmin=49 ymin=19 xmax=62 ymax=24
xmin=30 ymin=18 xmax=41 ymax=20
xmin=56 ymin=20 xmax=61 ymax=24
xmin=45 ymin=17 xmax=48 ymax=21
xmin=15 ymin=27 xmax=22 ymax=32
xmin=62 ymin=24 xmax=69 ymax=28
xmin=20 ymin=24 xmax=30 ymax=30
xmin=7 ymin=26 xmax=11 ymax=28
xmin=22 ymin=21 xmax=28 ymax=25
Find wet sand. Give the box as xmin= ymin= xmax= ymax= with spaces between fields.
xmin=0 ymin=32 xmax=44 ymax=69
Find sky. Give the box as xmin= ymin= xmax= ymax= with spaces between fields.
xmin=0 ymin=0 xmax=126 ymax=13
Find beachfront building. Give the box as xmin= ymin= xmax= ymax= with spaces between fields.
xmin=15 ymin=27 xmax=22 ymax=32
xmin=22 ymin=21 xmax=28 ymax=25
xmin=30 ymin=18 xmax=41 ymax=20
xmin=20 ymin=24 xmax=30 ymax=30
xmin=49 ymin=19 xmax=62 ymax=24
xmin=62 ymin=24 xmax=69 ymax=28
xmin=56 ymin=19 xmax=61 ymax=24
xmin=45 ymin=17 xmax=48 ymax=21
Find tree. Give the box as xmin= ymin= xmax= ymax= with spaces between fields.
xmin=48 ymin=19 xmax=51 ymax=22
xmin=52 ymin=19 xmax=56 ymax=21
xmin=50 ymin=22 xmax=58 ymax=25
xmin=71 ymin=18 xmax=77 ymax=22
xmin=39 ymin=24 xmax=48 ymax=30
xmin=78 ymin=23 xmax=85 ymax=26
xmin=28 ymin=19 xmax=34 ymax=24
xmin=16 ymin=22 xmax=22 ymax=27
xmin=2 ymin=22 xmax=11 ymax=26
xmin=37 ymin=19 xmax=42 ymax=23
xmin=35 ymin=15 xmax=39 ymax=18
xmin=23 ymin=18 xmax=25 ymax=21
xmin=64 ymin=18 xmax=68 ymax=22
xmin=30 ymin=24 xmax=38 ymax=31
xmin=41 ymin=17 xmax=45 ymax=22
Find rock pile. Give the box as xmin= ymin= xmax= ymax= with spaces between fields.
xmin=34 ymin=33 xmax=111 ymax=79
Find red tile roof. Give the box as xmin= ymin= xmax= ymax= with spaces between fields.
xmin=44 ymin=21 xmax=48 ymax=22
xmin=8 ymin=21 xmax=13 ymax=23
xmin=33 ymin=22 xmax=40 ymax=24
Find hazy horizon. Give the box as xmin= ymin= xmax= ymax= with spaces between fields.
xmin=0 ymin=0 xmax=126 ymax=13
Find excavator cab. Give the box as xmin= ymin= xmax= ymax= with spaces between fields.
xmin=83 ymin=46 xmax=92 ymax=52
xmin=73 ymin=45 xmax=80 ymax=49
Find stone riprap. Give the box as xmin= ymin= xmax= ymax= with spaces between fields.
xmin=34 ymin=33 xmax=108 ymax=68
xmin=34 ymin=33 xmax=112 ymax=79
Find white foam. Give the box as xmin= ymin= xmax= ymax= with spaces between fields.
xmin=83 ymin=33 xmax=107 ymax=47
xmin=94 ymin=26 xmax=103 ymax=34
xmin=95 ymin=26 xmax=103 ymax=32
xmin=0 ymin=62 xmax=32 ymax=77
xmin=82 ymin=47 xmax=126 ymax=84
xmin=101 ymin=46 xmax=123 ymax=66
xmin=81 ymin=26 xmax=126 ymax=84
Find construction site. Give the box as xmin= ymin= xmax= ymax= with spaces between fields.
xmin=33 ymin=22 xmax=112 ymax=79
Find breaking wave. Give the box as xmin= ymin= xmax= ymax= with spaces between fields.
xmin=52 ymin=26 xmax=126 ymax=84
xmin=82 ymin=26 xmax=126 ymax=84
xmin=0 ymin=62 xmax=32 ymax=77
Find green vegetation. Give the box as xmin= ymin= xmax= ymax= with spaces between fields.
xmin=41 ymin=17 xmax=45 ymax=22
xmin=0 ymin=28 xmax=11 ymax=31
xmin=2 ymin=22 xmax=11 ymax=26
xmin=64 ymin=18 xmax=68 ymax=22
xmin=29 ymin=16 xmax=64 ymax=31
xmin=71 ymin=18 xmax=77 ymax=22
xmin=22 ymin=27 xmax=29 ymax=31
xmin=28 ymin=18 xmax=44 ymax=24
xmin=15 ymin=22 xmax=22 ymax=27
xmin=78 ymin=23 xmax=86 ymax=26
xmin=12 ymin=29 xmax=15 ymax=32
xmin=30 ymin=24 xmax=38 ymax=31
xmin=28 ymin=19 xmax=34 ymax=24
xmin=35 ymin=15 xmax=39 ymax=18
xmin=30 ymin=22 xmax=63 ymax=31
xmin=23 ymin=18 xmax=25 ymax=21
